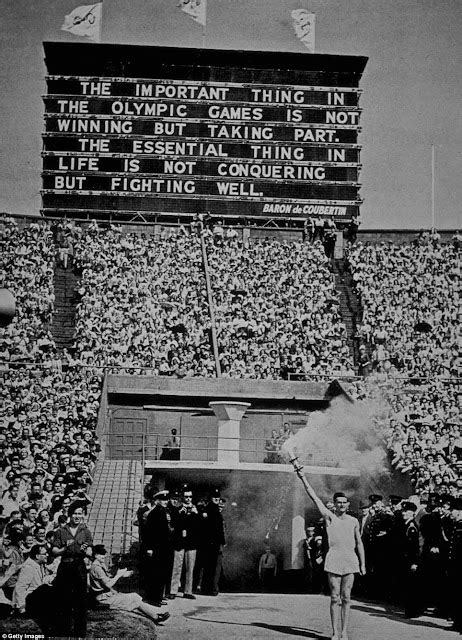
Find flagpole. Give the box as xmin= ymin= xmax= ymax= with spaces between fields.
xmin=202 ymin=0 xmax=206 ymax=48
xmin=98 ymin=0 xmax=103 ymax=43
xmin=431 ymin=144 xmax=435 ymax=230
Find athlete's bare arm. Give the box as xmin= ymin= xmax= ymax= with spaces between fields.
xmin=299 ymin=476 xmax=333 ymax=520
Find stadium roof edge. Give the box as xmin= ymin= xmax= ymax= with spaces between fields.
xmin=43 ymin=41 xmax=368 ymax=76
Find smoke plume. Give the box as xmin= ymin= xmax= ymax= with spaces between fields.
xmin=281 ymin=396 xmax=390 ymax=478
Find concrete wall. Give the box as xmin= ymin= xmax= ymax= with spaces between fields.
xmin=107 ymin=374 xmax=329 ymax=405
xmin=106 ymin=405 xmax=310 ymax=463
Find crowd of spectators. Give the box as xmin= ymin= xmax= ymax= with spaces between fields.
xmin=347 ymin=232 xmax=461 ymax=498
xmin=206 ymin=236 xmax=352 ymax=379
xmin=0 ymin=216 xmax=103 ymax=619
xmin=72 ymin=224 xmax=214 ymax=377
xmin=264 ymin=423 xmax=295 ymax=463
xmin=1 ymin=214 xmax=460 ymax=530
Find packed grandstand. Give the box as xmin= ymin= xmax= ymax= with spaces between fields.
xmin=0 ymin=215 xmax=460 ymax=504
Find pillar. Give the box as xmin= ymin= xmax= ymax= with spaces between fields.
xmin=209 ymin=401 xmax=251 ymax=464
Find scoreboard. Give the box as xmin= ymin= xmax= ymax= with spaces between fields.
xmin=42 ymin=42 xmax=368 ymax=222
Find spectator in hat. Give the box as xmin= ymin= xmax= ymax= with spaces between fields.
xmin=144 ymin=490 xmax=174 ymax=607
xmin=89 ymin=545 xmax=170 ymax=625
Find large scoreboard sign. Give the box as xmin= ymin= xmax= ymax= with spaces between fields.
xmin=42 ymin=43 xmax=368 ymax=222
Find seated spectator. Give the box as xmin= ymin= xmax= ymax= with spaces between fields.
xmin=89 ymin=544 xmax=170 ymax=625
xmin=12 ymin=543 xmax=55 ymax=614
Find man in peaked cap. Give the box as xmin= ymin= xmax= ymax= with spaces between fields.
xmin=419 ymin=492 xmax=446 ymax=614
xmin=201 ymin=489 xmax=226 ymax=596
xmin=397 ymin=501 xmax=424 ymax=618
xmin=365 ymin=494 xmax=395 ymax=601
xmin=144 ymin=489 xmax=174 ymax=607
xmin=447 ymin=497 xmax=462 ymax=631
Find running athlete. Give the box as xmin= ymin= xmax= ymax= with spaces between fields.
xmin=302 ymin=482 xmax=366 ymax=640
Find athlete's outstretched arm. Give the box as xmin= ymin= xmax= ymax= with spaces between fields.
xmin=297 ymin=473 xmax=332 ymax=520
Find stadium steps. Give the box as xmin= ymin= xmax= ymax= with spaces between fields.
xmin=333 ymin=259 xmax=363 ymax=369
xmin=51 ymin=265 xmax=79 ymax=352
xmin=87 ymin=460 xmax=143 ymax=558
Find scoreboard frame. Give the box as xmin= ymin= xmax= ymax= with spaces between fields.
xmin=41 ymin=42 xmax=368 ymax=225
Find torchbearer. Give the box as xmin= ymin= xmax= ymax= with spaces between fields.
xmin=287 ymin=452 xmax=365 ymax=640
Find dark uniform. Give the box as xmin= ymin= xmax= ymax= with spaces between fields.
xmin=419 ymin=499 xmax=446 ymax=612
xmin=201 ymin=496 xmax=226 ymax=595
xmin=52 ymin=521 xmax=93 ymax=637
xmin=447 ymin=501 xmax=462 ymax=632
xmin=144 ymin=492 xmax=174 ymax=605
xmin=363 ymin=500 xmax=395 ymax=599
xmin=398 ymin=502 xmax=423 ymax=618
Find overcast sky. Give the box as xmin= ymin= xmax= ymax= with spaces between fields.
xmin=0 ymin=0 xmax=461 ymax=228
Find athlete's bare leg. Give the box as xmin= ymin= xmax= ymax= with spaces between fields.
xmin=339 ymin=573 xmax=355 ymax=639
xmin=327 ymin=573 xmax=342 ymax=639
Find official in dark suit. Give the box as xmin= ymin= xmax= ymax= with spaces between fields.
xmin=144 ymin=489 xmax=174 ymax=606
xmin=363 ymin=494 xmax=395 ymax=600
xmin=399 ymin=501 xmax=423 ymax=618
xmin=447 ymin=497 xmax=462 ymax=632
xmin=201 ymin=489 xmax=226 ymax=595
xmin=419 ymin=493 xmax=446 ymax=613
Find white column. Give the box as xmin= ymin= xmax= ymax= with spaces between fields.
xmin=209 ymin=401 xmax=251 ymax=463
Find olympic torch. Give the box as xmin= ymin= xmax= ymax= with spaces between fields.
xmin=284 ymin=445 xmax=313 ymax=499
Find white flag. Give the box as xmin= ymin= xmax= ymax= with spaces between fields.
xmin=61 ymin=3 xmax=102 ymax=42
xmin=291 ymin=9 xmax=315 ymax=53
xmin=179 ymin=0 xmax=206 ymax=26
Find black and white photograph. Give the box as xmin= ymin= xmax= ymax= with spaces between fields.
xmin=0 ymin=0 xmax=461 ymax=638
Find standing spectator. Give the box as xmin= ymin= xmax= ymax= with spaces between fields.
xmin=51 ymin=503 xmax=93 ymax=637
xmin=258 ymin=544 xmax=278 ymax=591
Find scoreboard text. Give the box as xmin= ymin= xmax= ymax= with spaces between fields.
xmin=42 ymin=46 xmax=367 ymax=221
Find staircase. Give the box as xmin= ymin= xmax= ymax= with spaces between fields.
xmin=51 ymin=266 xmax=79 ymax=352
xmin=333 ymin=258 xmax=363 ymax=370
xmin=87 ymin=460 xmax=143 ymax=558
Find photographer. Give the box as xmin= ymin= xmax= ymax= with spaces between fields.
xmin=169 ymin=486 xmax=200 ymax=599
